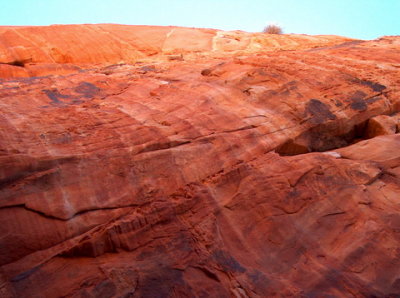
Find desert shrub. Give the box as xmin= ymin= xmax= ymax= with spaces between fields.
xmin=263 ymin=24 xmax=283 ymax=34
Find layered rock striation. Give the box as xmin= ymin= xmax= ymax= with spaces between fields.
xmin=0 ymin=25 xmax=399 ymax=297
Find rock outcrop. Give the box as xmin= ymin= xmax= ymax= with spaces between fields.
xmin=0 ymin=24 xmax=353 ymax=78
xmin=0 ymin=25 xmax=399 ymax=297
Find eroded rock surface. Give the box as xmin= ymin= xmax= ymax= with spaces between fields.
xmin=0 ymin=25 xmax=400 ymax=297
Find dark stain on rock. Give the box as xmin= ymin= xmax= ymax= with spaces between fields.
xmin=138 ymin=65 xmax=157 ymax=74
xmin=305 ymin=268 xmax=382 ymax=298
xmin=43 ymin=82 xmax=101 ymax=105
xmin=247 ymin=270 xmax=271 ymax=294
xmin=280 ymin=89 xmax=290 ymax=96
xmin=305 ymin=99 xmax=337 ymax=124
xmin=213 ymin=250 xmax=246 ymax=273
xmin=201 ymin=68 xmax=212 ymax=76
xmin=352 ymin=78 xmax=386 ymax=92
xmin=331 ymin=40 xmax=367 ymax=49
xmin=309 ymin=133 xmax=348 ymax=152
xmin=139 ymin=267 xmax=184 ymax=298
xmin=307 ymin=40 xmax=366 ymax=52
xmin=262 ymin=90 xmax=278 ymax=98
xmin=91 ymin=280 xmax=117 ymax=298
xmin=362 ymin=80 xmax=386 ymax=92
xmin=74 ymin=82 xmax=100 ymax=98
xmin=334 ymin=99 xmax=343 ymax=107
xmin=392 ymin=278 xmax=400 ymax=290
xmin=350 ymin=91 xmax=367 ymax=111
xmin=276 ymin=81 xmax=298 ymax=97
xmin=285 ymin=81 xmax=298 ymax=90
xmin=351 ymin=90 xmax=367 ymax=100
xmin=141 ymin=65 xmax=156 ymax=72
xmin=11 ymin=266 xmax=41 ymax=282
xmin=350 ymin=101 xmax=367 ymax=111
xmin=343 ymin=246 xmax=368 ymax=273
xmin=365 ymin=96 xmax=382 ymax=104
xmin=42 ymin=89 xmax=73 ymax=104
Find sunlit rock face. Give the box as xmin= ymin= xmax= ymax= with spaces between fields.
xmin=0 ymin=25 xmax=400 ymax=297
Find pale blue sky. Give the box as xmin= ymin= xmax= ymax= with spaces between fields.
xmin=0 ymin=0 xmax=399 ymax=40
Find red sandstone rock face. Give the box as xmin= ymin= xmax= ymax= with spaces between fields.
xmin=0 ymin=24 xmax=353 ymax=78
xmin=0 ymin=25 xmax=400 ymax=297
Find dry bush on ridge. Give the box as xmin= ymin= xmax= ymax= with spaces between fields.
xmin=263 ymin=24 xmax=283 ymax=34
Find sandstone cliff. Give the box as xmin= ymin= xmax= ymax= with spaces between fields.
xmin=0 ymin=25 xmax=399 ymax=297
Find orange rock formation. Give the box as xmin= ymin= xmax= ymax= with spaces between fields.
xmin=0 ymin=24 xmax=399 ymax=297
